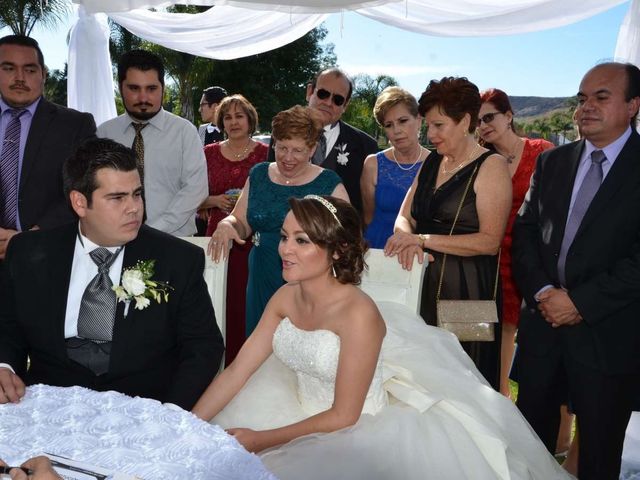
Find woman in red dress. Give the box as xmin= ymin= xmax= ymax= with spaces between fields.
xmin=477 ymin=89 xmax=553 ymax=397
xmin=200 ymin=94 xmax=268 ymax=364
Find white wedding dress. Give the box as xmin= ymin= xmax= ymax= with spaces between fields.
xmin=214 ymin=302 xmax=572 ymax=480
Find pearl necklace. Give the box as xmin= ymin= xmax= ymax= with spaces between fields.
xmin=441 ymin=144 xmax=482 ymax=176
xmin=391 ymin=145 xmax=424 ymax=171
xmin=226 ymin=139 xmax=252 ymax=159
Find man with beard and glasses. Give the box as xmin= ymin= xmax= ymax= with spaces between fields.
xmin=0 ymin=35 xmax=96 ymax=261
xmin=97 ymin=50 xmax=207 ymax=236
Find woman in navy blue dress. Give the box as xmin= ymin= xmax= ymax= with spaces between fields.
xmin=361 ymin=87 xmax=428 ymax=248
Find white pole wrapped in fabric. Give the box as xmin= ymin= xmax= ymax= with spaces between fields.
xmin=67 ymin=6 xmax=117 ymax=124
xmin=615 ymin=0 xmax=640 ymax=65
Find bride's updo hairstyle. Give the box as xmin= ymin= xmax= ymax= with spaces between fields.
xmin=288 ymin=196 xmax=368 ymax=285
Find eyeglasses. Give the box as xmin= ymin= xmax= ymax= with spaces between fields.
xmin=477 ymin=112 xmax=502 ymax=126
xmin=315 ymin=88 xmax=346 ymax=107
xmin=274 ymin=144 xmax=309 ymax=160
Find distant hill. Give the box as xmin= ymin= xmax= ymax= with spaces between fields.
xmin=510 ymin=96 xmax=571 ymax=118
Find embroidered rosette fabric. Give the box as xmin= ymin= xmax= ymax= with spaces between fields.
xmin=0 ymin=384 xmax=276 ymax=480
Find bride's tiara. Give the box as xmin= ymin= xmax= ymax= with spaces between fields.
xmin=304 ymin=195 xmax=342 ymax=226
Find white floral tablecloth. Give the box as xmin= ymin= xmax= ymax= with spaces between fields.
xmin=0 ymin=384 xmax=277 ymax=480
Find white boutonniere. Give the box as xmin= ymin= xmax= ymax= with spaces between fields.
xmin=335 ymin=143 xmax=350 ymax=166
xmin=112 ymin=260 xmax=173 ymax=313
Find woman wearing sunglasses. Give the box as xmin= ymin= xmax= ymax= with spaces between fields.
xmin=361 ymin=87 xmax=428 ymax=248
xmin=208 ymin=105 xmax=349 ymax=337
xmin=385 ymin=77 xmax=512 ymax=390
xmin=477 ymin=88 xmax=554 ymax=398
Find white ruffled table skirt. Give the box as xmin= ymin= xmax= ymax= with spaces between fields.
xmin=622 ymin=412 xmax=640 ymax=480
xmin=0 ymin=384 xmax=277 ymax=480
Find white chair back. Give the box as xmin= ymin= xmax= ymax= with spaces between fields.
xmin=180 ymin=237 xmax=228 ymax=344
xmin=359 ymin=248 xmax=427 ymax=315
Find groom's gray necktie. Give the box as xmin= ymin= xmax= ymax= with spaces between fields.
xmin=311 ymin=132 xmax=327 ymax=165
xmin=557 ymin=149 xmax=606 ymax=285
xmin=77 ymin=247 xmax=122 ymax=342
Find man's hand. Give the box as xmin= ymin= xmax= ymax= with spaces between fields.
xmin=537 ymin=288 xmax=582 ymax=327
xmin=0 ymin=367 xmax=25 ymax=404
xmin=0 ymin=456 xmax=62 ymax=479
xmin=0 ymin=227 xmax=18 ymax=259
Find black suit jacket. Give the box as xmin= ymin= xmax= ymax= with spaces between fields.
xmin=267 ymin=120 xmax=378 ymax=213
xmin=512 ymin=131 xmax=640 ymax=375
xmin=0 ymin=224 xmax=224 ymax=410
xmin=18 ymin=98 xmax=96 ymax=230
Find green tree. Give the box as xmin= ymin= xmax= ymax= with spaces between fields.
xmin=44 ymin=63 xmax=67 ymax=105
xmin=342 ymin=73 xmax=397 ymax=138
xmin=200 ymin=25 xmax=336 ymax=131
xmin=0 ymin=0 xmax=69 ymax=36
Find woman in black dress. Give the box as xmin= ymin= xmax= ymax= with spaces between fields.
xmin=384 ymin=77 xmax=512 ymax=390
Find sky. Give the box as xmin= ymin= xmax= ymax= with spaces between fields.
xmin=0 ymin=1 xmax=630 ymax=99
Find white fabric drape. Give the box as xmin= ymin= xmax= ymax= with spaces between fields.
xmin=615 ymin=0 xmax=640 ymax=65
xmin=67 ymin=6 xmax=117 ymax=126
xmin=108 ymin=7 xmax=327 ymax=60
xmin=67 ymin=0 xmax=637 ymax=126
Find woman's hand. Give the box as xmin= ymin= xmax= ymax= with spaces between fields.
xmin=208 ymin=220 xmax=245 ymax=262
xmin=212 ymin=194 xmax=236 ymax=213
xmin=227 ymin=428 xmax=269 ymax=453
xmin=384 ymin=232 xmax=426 ymax=271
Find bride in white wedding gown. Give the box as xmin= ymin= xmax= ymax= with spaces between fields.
xmin=193 ymin=195 xmax=572 ymax=480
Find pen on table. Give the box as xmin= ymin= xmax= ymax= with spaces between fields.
xmin=0 ymin=466 xmax=34 ymax=475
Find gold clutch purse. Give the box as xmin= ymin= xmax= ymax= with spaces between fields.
xmin=432 ymin=162 xmax=499 ymax=343
xmin=436 ymin=300 xmax=498 ymax=342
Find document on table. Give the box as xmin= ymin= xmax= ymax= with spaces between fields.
xmin=45 ymin=454 xmax=139 ymax=480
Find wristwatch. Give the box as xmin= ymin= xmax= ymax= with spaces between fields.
xmin=417 ymin=234 xmax=428 ymax=249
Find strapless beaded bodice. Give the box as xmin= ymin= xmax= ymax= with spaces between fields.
xmin=272 ymin=318 xmax=387 ymax=416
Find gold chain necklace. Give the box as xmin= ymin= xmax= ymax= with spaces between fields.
xmin=226 ymin=139 xmax=252 ymax=159
xmin=277 ymin=164 xmax=311 ymax=185
xmin=441 ymin=144 xmax=482 ymax=176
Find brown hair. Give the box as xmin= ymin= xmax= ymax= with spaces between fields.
xmin=418 ymin=76 xmax=481 ymax=134
xmin=373 ymin=86 xmax=419 ymax=126
xmin=271 ymin=105 xmax=324 ymax=148
xmin=215 ymin=94 xmax=259 ymax=136
xmin=288 ymin=196 xmax=368 ymax=285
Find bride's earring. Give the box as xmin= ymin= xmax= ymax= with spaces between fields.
xmin=331 ymin=264 xmax=337 ymax=278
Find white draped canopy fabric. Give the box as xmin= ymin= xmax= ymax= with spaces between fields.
xmin=69 ymin=0 xmax=637 ymax=126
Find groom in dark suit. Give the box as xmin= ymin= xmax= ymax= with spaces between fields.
xmin=268 ymin=68 xmax=378 ymax=213
xmin=0 ymin=138 xmax=224 ymax=410
xmin=0 ymin=35 xmax=96 ymax=260
xmin=512 ymin=62 xmax=640 ymax=480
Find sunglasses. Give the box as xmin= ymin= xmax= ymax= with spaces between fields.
xmin=316 ymin=88 xmax=346 ymax=107
xmin=477 ymin=112 xmax=502 ymax=126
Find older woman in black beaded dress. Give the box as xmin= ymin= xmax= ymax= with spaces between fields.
xmin=384 ymin=77 xmax=512 ymax=390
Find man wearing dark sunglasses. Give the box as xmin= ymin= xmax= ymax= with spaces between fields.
xmin=267 ymin=68 xmax=377 ymax=214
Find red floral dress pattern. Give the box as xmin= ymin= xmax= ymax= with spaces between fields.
xmin=204 ymin=141 xmax=268 ymax=363
xmin=500 ymin=138 xmax=554 ymax=326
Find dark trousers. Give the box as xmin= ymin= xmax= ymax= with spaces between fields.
xmin=516 ymin=346 xmax=635 ymax=480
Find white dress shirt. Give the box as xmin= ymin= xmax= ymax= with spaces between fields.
xmin=323 ymin=122 xmax=341 ymax=159
xmin=97 ymin=108 xmax=208 ymax=236
xmin=0 ymin=227 xmax=125 ymax=373
xmin=64 ymin=229 xmax=125 ymax=338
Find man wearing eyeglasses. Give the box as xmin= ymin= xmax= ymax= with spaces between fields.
xmin=198 ymin=86 xmax=227 ymax=146
xmin=268 ymin=68 xmax=377 ymax=214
